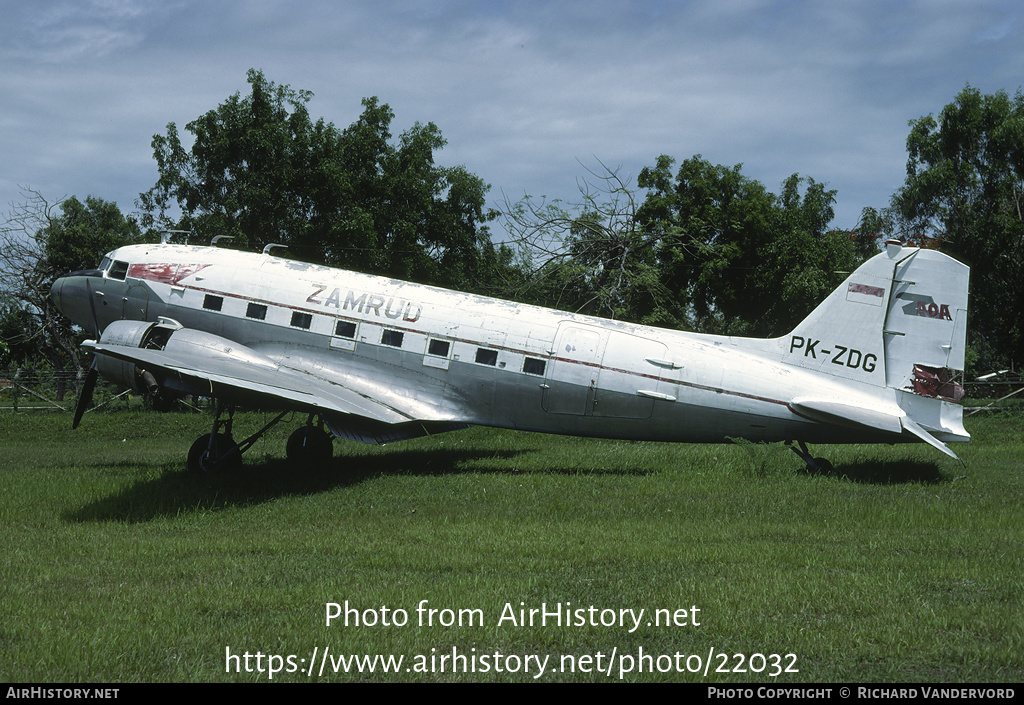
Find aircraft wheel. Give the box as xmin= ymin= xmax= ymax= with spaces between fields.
xmin=812 ymin=457 xmax=834 ymax=474
xmin=286 ymin=426 xmax=334 ymax=465
xmin=188 ymin=433 xmax=241 ymax=474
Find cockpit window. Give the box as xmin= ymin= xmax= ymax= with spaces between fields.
xmin=99 ymin=256 xmax=112 ymax=272
xmin=108 ymin=260 xmax=128 ymax=281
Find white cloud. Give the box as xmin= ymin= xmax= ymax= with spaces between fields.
xmin=1 ymin=0 xmax=1022 ymax=231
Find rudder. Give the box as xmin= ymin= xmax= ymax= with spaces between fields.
xmin=881 ymin=242 xmax=970 ymax=451
xmin=880 ymin=243 xmax=969 ymax=393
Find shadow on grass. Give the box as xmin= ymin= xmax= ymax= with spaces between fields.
xmin=66 ymin=446 xmax=530 ymax=522
xmin=66 ymin=445 xmax=659 ymax=522
xmin=803 ymin=459 xmax=945 ymax=485
xmin=66 ymin=439 xmax=947 ymax=522
xmin=732 ymin=439 xmax=946 ymax=485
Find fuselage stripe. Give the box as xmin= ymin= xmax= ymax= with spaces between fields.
xmin=131 ymin=268 xmax=794 ymax=412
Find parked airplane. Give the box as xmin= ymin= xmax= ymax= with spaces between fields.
xmin=50 ymin=239 xmax=969 ymax=473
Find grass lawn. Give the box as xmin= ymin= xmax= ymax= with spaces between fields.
xmin=1 ymin=408 xmax=1021 ymax=682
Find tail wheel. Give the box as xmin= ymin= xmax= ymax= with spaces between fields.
xmin=811 ymin=457 xmax=834 ymax=474
xmin=788 ymin=441 xmax=834 ymax=474
xmin=188 ymin=433 xmax=241 ymax=474
xmin=286 ymin=426 xmax=334 ymax=465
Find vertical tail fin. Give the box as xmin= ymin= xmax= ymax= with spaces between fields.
xmin=769 ymin=241 xmax=970 ymax=455
xmin=880 ymin=243 xmax=969 ymax=390
xmin=776 ymin=245 xmax=893 ymax=387
xmin=779 ymin=241 xmax=969 ymax=389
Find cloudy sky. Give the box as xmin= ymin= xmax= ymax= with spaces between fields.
xmin=2 ymin=0 xmax=1022 ymax=244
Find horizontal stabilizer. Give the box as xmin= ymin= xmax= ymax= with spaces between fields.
xmin=790 ymin=397 xmax=960 ymax=459
xmin=789 ymin=398 xmax=902 ymax=435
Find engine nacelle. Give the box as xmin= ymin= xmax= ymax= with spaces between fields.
xmin=92 ymin=318 xmax=278 ymax=396
xmin=93 ymin=319 xmax=174 ymax=392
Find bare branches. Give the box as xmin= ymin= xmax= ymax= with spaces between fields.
xmin=501 ymin=159 xmax=639 ymax=266
xmin=0 ymin=188 xmax=64 ymax=305
xmin=0 ymin=189 xmax=80 ymax=369
xmin=499 ymin=161 xmax=669 ymax=321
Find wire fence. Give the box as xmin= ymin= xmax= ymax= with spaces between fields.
xmin=0 ymin=369 xmax=210 ymax=413
xmin=3 ymin=369 xmax=1020 ymax=415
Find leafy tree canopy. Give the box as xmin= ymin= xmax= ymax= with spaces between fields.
xmin=891 ymin=85 xmax=1024 ymax=369
xmin=43 ymin=196 xmax=143 ymax=274
xmin=140 ymin=69 xmax=501 ymax=291
xmin=638 ymin=155 xmax=863 ymax=336
xmin=503 ymin=157 xmax=871 ymax=337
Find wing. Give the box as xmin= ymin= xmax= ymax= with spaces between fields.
xmin=90 ymin=340 xmax=408 ymax=420
xmin=85 ymin=323 xmax=470 ymax=443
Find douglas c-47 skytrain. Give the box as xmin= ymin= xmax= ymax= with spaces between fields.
xmin=50 ymin=239 xmax=970 ymax=473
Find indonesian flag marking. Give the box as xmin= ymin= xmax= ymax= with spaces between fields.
xmin=847 ymin=282 xmax=885 ymax=306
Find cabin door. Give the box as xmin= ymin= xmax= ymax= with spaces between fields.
xmin=542 ymin=323 xmax=605 ymax=415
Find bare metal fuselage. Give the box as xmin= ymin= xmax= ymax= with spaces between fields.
xmin=51 ymin=242 xmax=970 ymax=455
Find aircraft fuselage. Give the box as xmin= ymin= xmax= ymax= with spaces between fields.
xmin=51 ymin=242 xmax=970 ymax=455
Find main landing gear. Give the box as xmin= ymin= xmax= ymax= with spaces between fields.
xmin=787 ymin=440 xmax=834 ymax=474
xmin=286 ymin=419 xmax=334 ymax=465
xmin=186 ymin=404 xmax=334 ymax=473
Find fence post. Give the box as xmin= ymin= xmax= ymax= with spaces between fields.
xmin=13 ymin=367 xmax=20 ymax=413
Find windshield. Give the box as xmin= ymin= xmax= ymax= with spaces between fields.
xmin=107 ymin=260 xmax=129 ymax=281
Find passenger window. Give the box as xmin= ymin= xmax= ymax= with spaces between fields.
xmin=335 ymin=320 xmax=357 ymax=339
xmin=382 ymin=330 xmax=404 ymax=347
xmin=291 ymin=312 xmax=312 ymax=329
xmin=246 ymin=303 xmax=267 ymax=320
xmin=203 ymin=295 xmax=223 ymax=311
xmin=475 ymin=348 xmax=498 ymax=366
xmin=427 ymin=339 xmax=451 ymax=357
xmin=523 ymin=358 xmax=547 ymax=376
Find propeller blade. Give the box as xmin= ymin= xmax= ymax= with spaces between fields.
xmin=72 ymin=363 xmax=98 ymax=430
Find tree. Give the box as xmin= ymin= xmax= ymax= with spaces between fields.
xmin=846 ymin=206 xmax=893 ymax=260
xmin=891 ymin=85 xmax=1024 ymax=369
xmin=140 ymin=69 xmax=500 ymax=292
xmin=638 ymin=155 xmax=862 ymax=336
xmin=500 ymin=162 xmax=670 ymax=324
xmin=0 ymin=191 xmax=141 ymax=371
xmin=140 ymin=70 xmax=316 ymax=251
xmin=43 ymin=195 xmax=144 ymax=275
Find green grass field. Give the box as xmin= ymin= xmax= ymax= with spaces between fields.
xmin=1 ymin=408 xmax=1021 ymax=682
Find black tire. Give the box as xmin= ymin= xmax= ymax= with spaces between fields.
xmin=286 ymin=426 xmax=334 ymax=465
xmin=187 ymin=433 xmax=241 ymax=474
xmin=812 ymin=457 xmax=834 ymax=474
